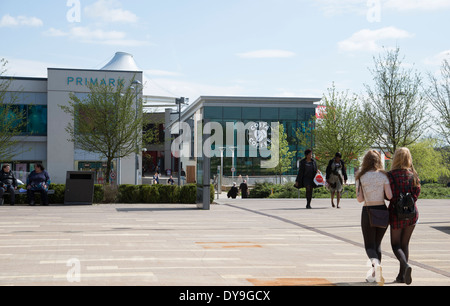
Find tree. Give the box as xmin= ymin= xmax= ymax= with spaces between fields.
xmin=272 ymin=124 xmax=296 ymax=183
xmin=363 ymin=47 xmax=428 ymax=156
xmin=427 ymin=59 xmax=450 ymax=145
xmin=0 ymin=58 xmax=27 ymax=161
xmin=312 ymin=83 xmax=373 ymax=169
xmin=60 ymin=78 xmax=146 ymax=184
xmin=409 ymin=138 xmax=450 ymax=183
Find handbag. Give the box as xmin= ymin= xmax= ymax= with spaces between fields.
xmin=359 ymin=179 xmax=389 ymax=228
xmin=313 ymin=172 xmax=325 ymax=187
xmin=368 ymin=207 xmax=389 ymax=228
xmin=389 ymin=173 xmax=417 ymax=221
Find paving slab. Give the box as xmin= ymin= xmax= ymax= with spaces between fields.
xmin=0 ymin=198 xmax=449 ymax=286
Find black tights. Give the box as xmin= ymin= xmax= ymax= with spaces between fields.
xmin=361 ymin=206 xmax=388 ymax=262
xmin=305 ymin=185 xmax=313 ymax=205
xmin=391 ymin=225 xmax=415 ymax=277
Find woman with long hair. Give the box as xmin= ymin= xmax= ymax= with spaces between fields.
xmin=356 ymin=150 xmax=392 ymax=285
xmin=388 ymin=148 xmax=421 ymax=285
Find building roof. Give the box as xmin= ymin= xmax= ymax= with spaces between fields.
xmin=101 ymin=52 xmax=141 ymax=71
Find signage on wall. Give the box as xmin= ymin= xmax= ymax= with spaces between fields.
xmin=67 ymin=77 xmax=126 ymax=87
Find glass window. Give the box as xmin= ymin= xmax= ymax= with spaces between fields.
xmin=261 ymin=107 xmax=279 ymax=120
xmin=203 ymin=107 xmax=223 ymax=120
xmin=27 ymin=105 xmax=47 ymax=136
xmin=297 ymin=109 xmax=306 ymax=121
xmin=279 ymin=108 xmax=297 ymax=120
xmin=242 ymin=107 xmax=260 ymax=120
xmin=223 ymin=107 xmax=241 ymax=120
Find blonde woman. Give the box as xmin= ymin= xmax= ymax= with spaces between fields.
xmin=388 ymin=148 xmax=421 ymax=285
xmin=356 ymin=150 xmax=392 ymax=285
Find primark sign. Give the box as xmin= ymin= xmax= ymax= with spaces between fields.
xmin=67 ymin=76 xmax=126 ymax=87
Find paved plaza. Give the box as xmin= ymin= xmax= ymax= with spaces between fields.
xmin=0 ymin=197 xmax=449 ymax=286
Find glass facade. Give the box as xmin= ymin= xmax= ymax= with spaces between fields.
xmin=0 ymin=104 xmax=48 ymax=136
xmin=203 ymin=106 xmax=315 ymax=176
xmin=1 ymin=92 xmax=48 ymax=137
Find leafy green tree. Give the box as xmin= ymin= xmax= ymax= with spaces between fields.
xmin=272 ymin=124 xmax=296 ymax=183
xmin=60 ymin=78 xmax=147 ymax=184
xmin=0 ymin=59 xmax=27 ymax=161
xmin=409 ymin=139 xmax=450 ymax=183
xmin=313 ymin=83 xmax=373 ymax=169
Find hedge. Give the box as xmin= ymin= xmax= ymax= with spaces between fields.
xmin=249 ymin=182 xmax=449 ymax=200
xmin=2 ymin=183 xmax=215 ymax=205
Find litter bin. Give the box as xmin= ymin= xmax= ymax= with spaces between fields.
xmin=64 ymin=171 xmax=96 ymax=205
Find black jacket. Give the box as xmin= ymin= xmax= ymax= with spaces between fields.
xmin=295 ymin=158 xmax=318 ymax=189
xmin=0 ymin=170 xmax=17 ymax=187
xmin=325 ymin=158 xmax=348 ymax=181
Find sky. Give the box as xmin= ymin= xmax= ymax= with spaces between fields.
xmin=1 ymin=0 xmax=450 ymax=101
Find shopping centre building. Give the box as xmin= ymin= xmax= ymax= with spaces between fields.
xmin=1 ymin=52 xmax=321 ymax=185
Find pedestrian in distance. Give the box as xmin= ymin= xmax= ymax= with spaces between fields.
xmin=295 ymin=149 xmax=318 ymax=209
xmin=356 ymin=150 xmax=392 ymax=285
xmin=326 ymin=152 xmax=348 ymax=208
xmin=388 ymin=147 xmax=421 ymax=285
xmin=239 ymin=180 xmax=249 ymax=199
xmin=227 ymin=183 xmax=239 ymax=199
xmin=0 ymin=164 xmax=18 ymax=206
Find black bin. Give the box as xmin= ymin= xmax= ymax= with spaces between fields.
xmin=64 ymin=171 xmax=96 ymax=205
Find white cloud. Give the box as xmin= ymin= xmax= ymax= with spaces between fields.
xmin=143 ymin=77 xmax=246 ymax=99
xmin=84 ymin=0 xmax=139 ymax=24
xmin=145 ymin=70 xmax=183 ymax=77
xmin=0 ymin=56 xmax=55 ymax=77
xmin=384 ymin=0 xmax=450 ymax=11
xmin=44 ymin=26 xmax=149 ymax=47
xmin=338 ymin=27 xmax=413 ymax=52
xmin=237 ymin=49 xmax=296 ymax=59
xmin=424 ymin=50 xmax=450 ymax=66
xmin=0 ymin=14 xmax=43 ymax=27
xmin=315 ymin=0 xmax=450 ymax=16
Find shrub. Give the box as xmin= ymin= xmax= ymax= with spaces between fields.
xmin=180 ymin=184 xmax=197 ymax=204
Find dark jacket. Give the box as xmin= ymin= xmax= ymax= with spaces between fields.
xmin=0 ymin=170 xmax=17 ymax=187
xmin=325 ymin=158 xmax=348 ymax=181
xmin=295 ymin=158 xmax=318 ymax=189
xmin=227 ymin=186 xmax=239 ymax=199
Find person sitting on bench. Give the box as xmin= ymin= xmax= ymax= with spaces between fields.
xmin=27 ymin=163 xmax=51 ymax=206
xmin=0 ymin=164 xmax=17 ymax=206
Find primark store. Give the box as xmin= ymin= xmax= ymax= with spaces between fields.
xmin=1 ymin=52 xmax=144 ymax=185
xmin=1 ymin=52 xmax=321 ymax=185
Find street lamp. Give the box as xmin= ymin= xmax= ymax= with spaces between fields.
xmin=132 ymin=80 xmax=142 ymax=185
xmin=175 ymin=97 xmax=187 ymax=186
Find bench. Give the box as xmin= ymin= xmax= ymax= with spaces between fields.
xmin=4 ymin=190 xmax=55 ymax=195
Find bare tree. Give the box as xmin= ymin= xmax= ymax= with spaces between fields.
xmin=427 ymin=59 xmax=450 ymax=145
xmin=363 ymin=47 xmax=428 ymax=155
xmin=0 ymin=59 xmax=27 ymax=161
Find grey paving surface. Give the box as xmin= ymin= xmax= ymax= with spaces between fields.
xmin=0 ymin=198 xmax=449 ymax=286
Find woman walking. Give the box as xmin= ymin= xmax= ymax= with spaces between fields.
xmin=295 ymin=149 xmax=318 ymax=209
xmin=356 ymin=150 xmax=392 ymax=285
xmin=388 ymin=148 xmax=421 ymax=285
xmin=326 ymin=153 xmax=348 ymax=208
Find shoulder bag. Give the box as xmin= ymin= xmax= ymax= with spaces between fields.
xmin=359 ymin=179 xmax=389 ymax=228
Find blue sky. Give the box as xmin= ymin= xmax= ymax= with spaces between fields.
xmin=1 ymin=0 xmax=450 ymax=100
